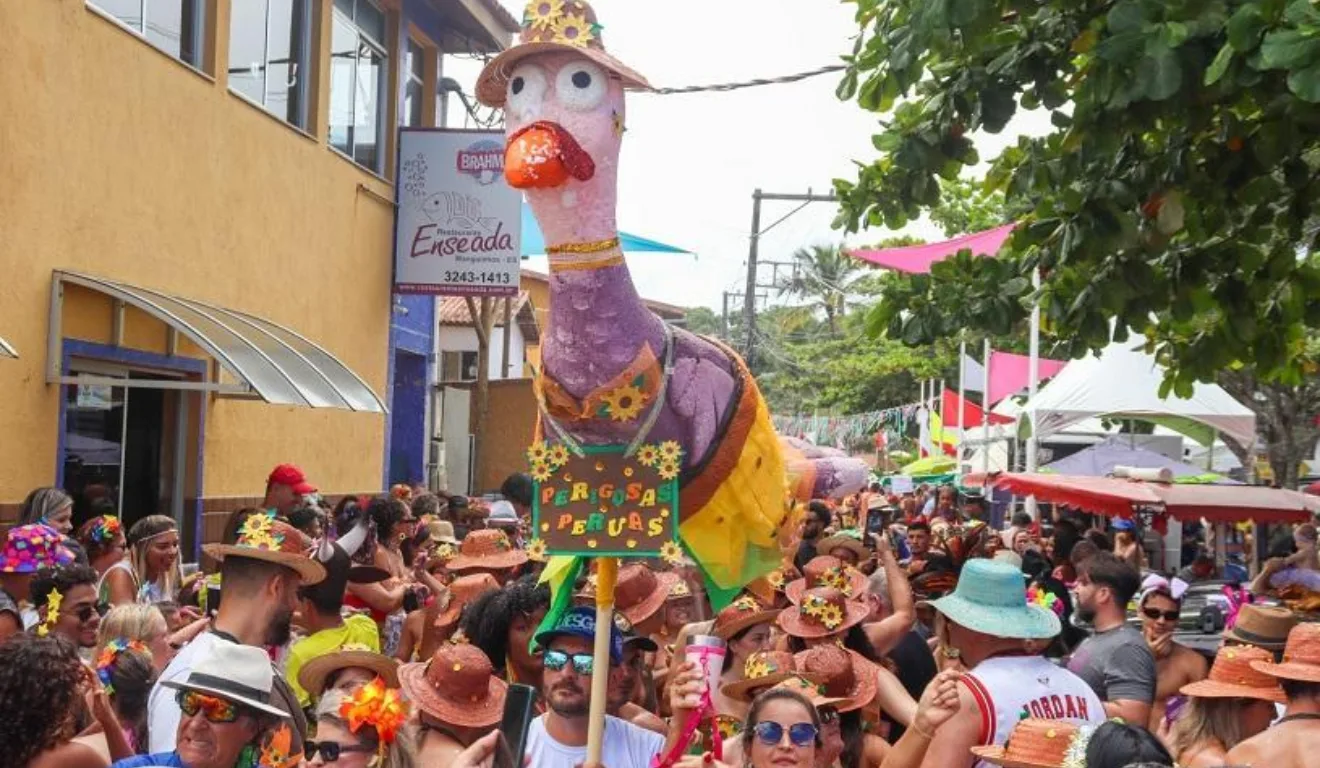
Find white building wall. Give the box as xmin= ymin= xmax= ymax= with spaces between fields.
xmin=435 ymin=324 xmax=526 ymax=379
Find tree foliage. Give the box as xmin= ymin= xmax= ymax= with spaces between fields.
xmin=834 ymin=0 xmax=1320 ymax=394
xmin=775 ymin=244 xmax=868 ymax=334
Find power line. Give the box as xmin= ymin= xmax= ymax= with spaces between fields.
xmin=647 ymin=64 xmax=848 ymax=96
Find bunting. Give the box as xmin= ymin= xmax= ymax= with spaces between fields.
xmin=772 ymin=403 xmax=919 ymax=448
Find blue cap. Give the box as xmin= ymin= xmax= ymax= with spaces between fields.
xmin=534 ymin=606 xmax=623 ymax=665
xmin=1111 ymin=518 xmax=1135 ymax=531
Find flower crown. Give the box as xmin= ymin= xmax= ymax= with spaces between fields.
xmin=95 ymin=638 xmax=151 ymax=695
xmin=90 ymin=515 xmax=123 ymax=544
xmin=340 ymin=676 xmax=411 ymax=747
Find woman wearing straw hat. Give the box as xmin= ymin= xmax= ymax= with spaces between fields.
xmin=296 ymin=643 xmax=400 ymax=710
xmin=718 ymin=650 xmax=810 ymax=740
xmin=711 ymin=595 xmax=780 ymax=722
xmin=1225 ymin=623 xmax=1320 ymax=768
xmin=794 ymin=644 xmax=886 ymax=768
xmin=398 ymin=641 xmax=509 ymax=766
xmin=1164 ymin=645 xmax=1283 ymax=767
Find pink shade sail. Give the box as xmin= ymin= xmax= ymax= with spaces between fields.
xmin=988 ymin=350 xmax=1068 ymax=405
xmin=847 ymin=223 xmax=1017 ymax=273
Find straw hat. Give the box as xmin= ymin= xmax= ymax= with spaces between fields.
xmin=398 ymin=642 xmax=509 ymax=728
xmin=161 ymin=643 xmax=291 ymax=718
xmin=711 ymin=594 xmax=778 ymax=641
xmin=1223 ymin=604 xmax=1298 ymax=651
xmin=970 ymin=720 xmax=1097 ymax=768
xmin=297 ymin=643 xmax=400 ymax=702
xmin=793 ymin=645 xmax=879 ymax=713
xmin=445 ymin=529 xmax=528 ymax=572
xmin=1180 ymin=646 xmax=1285 ymax=702
xmin=922 ymin=559 xmax=1059 ymax=640
xmin=764 ymin=565 xmax=802 ymax=594
xmin=768 ymin=675 xmax=848 ymax=710
xmin=721 ymin=650 xmax=801 ymax=702
xmin=425 ymin=520 xmax=459 ymax=546
xmin=613 ymin=564 xmax=680 ymax=627
xmin=817 ymin=530 xmax=870 ymax=562
xmin=475 ymin=0 xmax=651 ymax=108
xmin=776 ymin=587 xmax=870 ymax=639
xmin=785 ymin=556 xmax=869 ymax=604
xmin=1250 ymin=623 xmax=1320 ymax=684
xmin=433 ymin=573 xmax=501 ymax=629
xmin=202 ymin=511 xmax=326 ymax=585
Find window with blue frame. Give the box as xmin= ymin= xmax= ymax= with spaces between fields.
xmin=88 ymin=0 xmax=206 ymax=70
xmin=228 ymin=0 xmax=312 ymax=129
xmin=329 ymin=0 xmax=390 ymax=173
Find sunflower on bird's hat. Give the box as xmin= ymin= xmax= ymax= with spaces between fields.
xmin=476 ymin=0 xmax=651 ymax=108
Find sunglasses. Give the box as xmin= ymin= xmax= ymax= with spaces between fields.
xmin=753 ymin=721 xmax=818 ymax=747
xmin=305 ymin=740 xmax=373 ymax=762
xmin=177 ymin=690 xmax=242 ymax=723
xmin=1142 ymin=607 xmax=1179 ymax=622
xmin=543 ymin=649 xmax=595 ymax=676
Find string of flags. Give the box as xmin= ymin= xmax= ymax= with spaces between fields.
xmin=772 ymin=402 xmax=920 ymax=447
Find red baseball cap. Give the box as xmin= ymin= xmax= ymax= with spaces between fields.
xmin=267 ymin=464 xmax=316 ymax=495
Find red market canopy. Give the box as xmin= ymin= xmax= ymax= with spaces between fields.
xmin=963 ymin=472 xmax=1317 ymax=524
xmin=847 ymin=223 xmax=1016 ymax=273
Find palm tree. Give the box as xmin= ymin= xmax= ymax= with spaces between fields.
xmin=776 ymin=244 xmax=865 ymax=335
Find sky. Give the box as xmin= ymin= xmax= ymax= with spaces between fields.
xmin=446 ymin=0 xmax=1050 ymax=312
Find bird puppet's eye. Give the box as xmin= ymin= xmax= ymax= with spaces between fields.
xmin=507 ymin=64 xmax=548 ymax=115
xmin=555 ymin=61 xmax=608 ymax=111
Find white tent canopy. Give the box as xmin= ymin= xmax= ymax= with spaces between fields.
xmin=1020 ymin=336 xmax=1256 ymax=448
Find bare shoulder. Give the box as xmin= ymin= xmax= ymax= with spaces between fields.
xmin=1224 ymin=730 xmax=1267 ymax=765
xmin=30 ymin=742 xmax=109 ymax=768
xmin=1174 ymin=644 xmax=1210 ymax=676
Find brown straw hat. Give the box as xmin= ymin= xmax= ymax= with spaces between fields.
xmin=475 ymin=0 xmax=651 ymax=108
xmin=1180 ymin=646 xmax=1285 ymax=702
xmin=202 ymin=511 xmax=326 ymax=585
xmin=764 ymin=565 xmax=802 ymax=593
xmin=445 ymin=529 xmax=528 ymax=572
xmin=768 ymin=675 xmax=848 ymax=710
xmin=721 ymin=650 xmax=801 ymax=702
xmin=777 ymin=587 xmax=870 ymax=639
xmin=970 ymin=719 xmax=1090 ymax=768
xmin=785 ymin=556 xmax=868 ymax=605
xmin=816 ymin=530 xmax=870 ymax=562
xmin=712 ymin=594 xmax=778 ymax=641
xmin=614 ymin=564 xmax=680 ymax=627
xmin=297 ymin=643 xmax=400 ymax=701
xmin=398 ymin=642 xmax=509 ymax=727
xmin=433 ymin=573 xmax=501 ymax=629
xmin=793 ymin=645 xmax=879 ymax=713
xmin=1250 ymin=623 xmax=1320 ymax=684
xmin=1223 ymin=604 xmax=1298 ymax=651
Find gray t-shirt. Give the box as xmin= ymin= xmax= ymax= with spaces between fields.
xmin=1065 ymin=623 xmax=1156 ymax=704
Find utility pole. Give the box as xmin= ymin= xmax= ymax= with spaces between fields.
xmin=742 ymin=188 xmax=837 ymax=370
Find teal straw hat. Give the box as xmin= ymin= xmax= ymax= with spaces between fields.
xmin=923 ymin=559 xmax=1060 ymax=640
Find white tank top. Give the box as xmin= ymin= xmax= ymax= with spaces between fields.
xmin=962 ymin=655 xmax=1106 ymax=766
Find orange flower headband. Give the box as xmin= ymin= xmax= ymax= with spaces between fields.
xmin=340 ymin=676 xmax=411 ymax=748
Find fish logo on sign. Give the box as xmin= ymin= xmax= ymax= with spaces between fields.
xmin=455 ymin=139 xmax=504 ymax=186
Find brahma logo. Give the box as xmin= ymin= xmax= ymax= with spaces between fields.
xmin=456 ymin=139 xmax=504 ymax=186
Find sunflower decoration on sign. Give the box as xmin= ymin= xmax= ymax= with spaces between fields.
xmin=635 ymin=444 xmax=660 ymax=468
xmin=238 ymin=511 xmax=282 ymax=551
xmin=523 ymin=0 xmax=563 ymax=29
xmin=657 ymin=459 xmax=681 ymax=481
xmin=547 ymin=443 xmax=570 ymax=467
xmin=658 ymin=440 xmax=682 ymax=464
xmin=526 ymin=538 xmax=548 ymax=562
xmin=600 ymin=383 xmax=647 ymax=423
xmin=659 ymin=541 xmax=684 ymax=566
xmin=551 ymin=11 xmax=596 ymax=47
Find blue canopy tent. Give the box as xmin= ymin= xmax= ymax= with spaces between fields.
xmin=520 ymin=204 xmax=690 ymax=256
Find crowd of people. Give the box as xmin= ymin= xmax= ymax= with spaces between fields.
xmin=2 ymin=471 xmax=1319 ymax=768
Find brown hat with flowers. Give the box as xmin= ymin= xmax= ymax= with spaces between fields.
xmin=433 ymin=573 xmax=501 ymax=629
xmin=712 ymin=594 xmax=779 ymax=641
xmin=1181 ymin=645 xmax=1285 ymax=702
xmin=777 ymin=587 xmax=870 ymax=639
xmin=445 ymin=529 xmax=528 ymax=572
xmin=1250 ymin=623 xmax=1320 ymax=684
xmin=476 ymin=0 xmax=651 ymax=107
xmin=398 ymin=642 xmax=508 ymax=727
xmin=794 ymin=644 xmax=879 ymax=713
xmin=768 ymin=675 xmax=848 ymax=710
xmin=785 ymin=556 xmax=868 ymax=605
xmin=613 ymin=564 xmax=680 ymax=626
xmin=721 ymin=650 xmax=801 ymax=702
xmin=202 ymin=510 xmax=326 ymax=585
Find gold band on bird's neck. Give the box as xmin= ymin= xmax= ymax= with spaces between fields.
xmin=545 ymin=237 xmax=621 ymax=255
xmin=547 ymin=238 xmax=625 ymax=272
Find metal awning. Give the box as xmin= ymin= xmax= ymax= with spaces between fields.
xmin=49 ymin=271 xmax=386 ymax=413
xmin=0 ymin=335 xmax=15 ymax=359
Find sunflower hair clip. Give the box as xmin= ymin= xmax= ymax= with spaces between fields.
xmin=37 ymin=586 xmax=63 ymax=637
xmin=341 ymin=677 xmax=411 ymax=753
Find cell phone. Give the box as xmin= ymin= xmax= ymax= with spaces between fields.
xmin=1164 ymin=694 xmax=1187 ymax=724
xmin=495 ymin=683 xmax=538 ymax=768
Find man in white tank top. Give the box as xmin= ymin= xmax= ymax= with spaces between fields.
xmin=913 ymin=560 xmax=1105 ymax=768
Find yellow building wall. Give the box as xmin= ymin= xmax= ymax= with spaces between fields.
xmin=0 ymin=0 xmax=395 ymax=505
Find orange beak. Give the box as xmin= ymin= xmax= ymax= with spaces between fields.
xmin=504 ymin=121 xmax=596 ymax=189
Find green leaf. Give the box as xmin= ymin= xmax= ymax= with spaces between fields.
xmin=1205 ymin=43 xmax=1234 ymax=85
xmin=1106 ymin=1 xmax=1145 ymax=34
xmin=858 ymin=74 xmax=884 ymax=110
xmin=1287 ymin=62 xmax=1320 ymax=101
xmin=836 ymin=70 xmax=859 ymax=101
xmin=1138 ymin=48 xmax=1183 ymax=101
xmin=1259 ymin=30 xmax=1320 ymax=70
xmin=1227 ymin=5 xmax=1266 ymax=52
